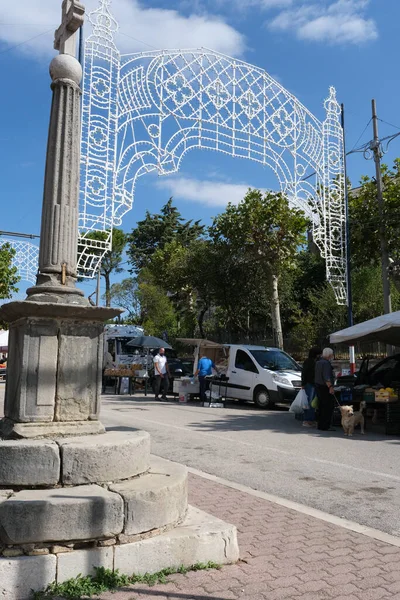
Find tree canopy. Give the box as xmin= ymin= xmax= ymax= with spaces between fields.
xmin=127 ymin=198 xmax=204 ymax=273
xmin=0 ymin=243 xmax=19 ymax=300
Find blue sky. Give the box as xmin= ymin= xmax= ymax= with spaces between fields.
xmin=1 ymin=0 xmax=400 ymax=299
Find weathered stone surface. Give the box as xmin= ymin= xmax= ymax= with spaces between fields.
xmin=2 ymin=548 xmax=23 ymax=557
xmin=59 ymin=431 xmax=150 ymax=485
xmin=50 ymin=544 xmax=73 ymax=554
xmin=27 ymin=548 xmax=49 ymax=556
xmin=57 ymin=547 xmax=113 ymax=581
xmin=114 ymin=505 xmax=239 ymax=575
xmin=0 ymin=304 xmax=120 ymax=441
xmin=55 ymin=320 xmax=104 ymax=422
xmin=0 ymin=485 xmax=124 ymax=544
xmin=0 ymin=554 xmax=57 ymax=600
xmin=98 ymin=537 xmax=116 ymax=547
xmin=3 ymin=318 xmax=59 ymax=424
xmin=0 ymin=418 xmax=105 ymax=440
xmin=0 ymin=440 xmax=60 ymax=486
xmin=110 ymin=456 xmax=187 ymax=535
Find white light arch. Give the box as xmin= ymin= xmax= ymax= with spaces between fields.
xmin=79 ymin=0 xmax=347 ymax=304
xmin=0 ymin=238 xmax=39 ymax=286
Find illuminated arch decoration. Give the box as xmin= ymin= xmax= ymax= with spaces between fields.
xmin=79 ymin=0 xmax=347 ymax=304
xmin=0 ymin=238 xmax=39 ymax=285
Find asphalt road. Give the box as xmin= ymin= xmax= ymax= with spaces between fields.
xmin=2 ymin=385 xmax=400 ymax=536
xmin=99 ymin=394 xmax=400 ymax=537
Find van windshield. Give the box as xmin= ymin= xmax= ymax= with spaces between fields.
xmin=250 ymin=350 xmax=300 ymax=372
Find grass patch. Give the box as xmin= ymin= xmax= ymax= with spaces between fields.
xmin=33 ymin=561 xmax=221 ymax=599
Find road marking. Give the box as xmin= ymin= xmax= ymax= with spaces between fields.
xmin=103 ymin=409 xmax=400 ymax=484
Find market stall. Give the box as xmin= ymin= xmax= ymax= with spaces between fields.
xmin=173 ymin=339 xmax=226 ymax=401
xmin=330 ymin=313 xmax=400 ymax=434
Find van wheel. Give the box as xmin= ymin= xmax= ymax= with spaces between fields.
xmin=254 ymin=386 xmax=274 ymax=409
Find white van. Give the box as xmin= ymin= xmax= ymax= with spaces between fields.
xmin=219 ymin=345 xmax=302 ymax=409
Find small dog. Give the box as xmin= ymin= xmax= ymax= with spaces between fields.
xmin=340 ymin=401 xmax=366 ymax=436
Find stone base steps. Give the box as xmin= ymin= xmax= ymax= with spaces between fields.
xmin=0 ymin=456 xmax=187 ymax=545
xmin=0 ymin=506 xmax=239 ymax=600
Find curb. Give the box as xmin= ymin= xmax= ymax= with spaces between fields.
xmin=183 ymin=464 xmax=400 ymax=548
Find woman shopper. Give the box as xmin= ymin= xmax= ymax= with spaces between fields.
xmin=315 ymin=348 xmax=336 ymax=431
xmin=301 ymin=347 xmax=321 ymax=428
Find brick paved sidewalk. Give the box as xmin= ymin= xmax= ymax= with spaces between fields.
xmin=99 ymin=472 xmax=400 ymax=600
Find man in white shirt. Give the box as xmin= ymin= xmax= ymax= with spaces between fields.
xmin=153 ymin=347 xmax=170 ymax=401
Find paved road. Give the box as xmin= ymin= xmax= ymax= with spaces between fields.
xmin=99 ymin=394 xmax=400 ymax=537
xmin=2 ymin=385 xmax=400 ymax=536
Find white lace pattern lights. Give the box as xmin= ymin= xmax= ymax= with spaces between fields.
xmin=79 ymin=0 xmax=347 ymax=304
xmin=0 ymin=239 xmax=39 ymax=285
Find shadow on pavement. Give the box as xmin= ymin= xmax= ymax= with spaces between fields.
xmin=102 ymin=393 xmax=400 ymax=443
xmin=186 ymin=411 xmax=398 ymax=442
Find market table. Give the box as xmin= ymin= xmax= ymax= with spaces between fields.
xmin=104 ymin=367 xmax=150 ymax=396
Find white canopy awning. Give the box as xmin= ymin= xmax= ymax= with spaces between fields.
xmin=0 ymin=330 xmax=8 ymax=352
xmin=330 ymin=311 xmax=400 ymax=346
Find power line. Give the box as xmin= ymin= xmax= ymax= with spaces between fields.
xmin=0 ymin=28 xmax=54 ymax=56
xmin=349 ymin=118 xmax=372 ymax=154
xmin=119 ymin=31 xmax=158 ymax=50
xmin=378 ymin=118 xmax=400 ymax=132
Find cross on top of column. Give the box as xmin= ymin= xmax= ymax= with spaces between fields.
xmin=54 ymin=0 xmax=85 ymax=57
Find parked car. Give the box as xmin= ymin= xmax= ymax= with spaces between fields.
xmin=336 ymin=354 xmax=400 ymax=389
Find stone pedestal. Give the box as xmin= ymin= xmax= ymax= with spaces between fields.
xmin=0 ymin=302 xmax=118 ymax=439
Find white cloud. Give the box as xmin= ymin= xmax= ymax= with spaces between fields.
xmin=156 ymin=176 xmax=253 ymax=207
xmin=0 ymin=0 xmax=245 ymax=59
xmin=268 ymin=0 xmax=378 ymax=45
xmin=214 ymin=0 xmax=293 ymax=11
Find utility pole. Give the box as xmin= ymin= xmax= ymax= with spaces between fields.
xmin=371 ymin=99 xmax=392 ymax=316
xmin=341 ymin=104 xmax=355 ymax=374
xmin=95 ymin=263 xmax=101 ymax=306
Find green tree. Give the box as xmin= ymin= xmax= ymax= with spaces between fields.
xmin=108 ymin=278 xmax=141 ymax=322
xmin=137 ymin=281 xmax=177 ymax=338
xmin=0 ymin=243 xmax=19 ymax=300
xmin=210 ymin=190 xmax=308 ymax=348
xmin=349 ymin=159 xmax=400 ymax=270
xmin=127 ymin=198 xmax=204 ymax=273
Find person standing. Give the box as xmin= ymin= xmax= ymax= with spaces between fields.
xmin=195 ymin=355 xmax=218 ymax=403
xmin=153 ymin=347 xmax=170 ymax=401
xmin=301 ymin=347 xmax=321 ymax=428
xmin=315 ymin=347 xmax=336 ymax=431
xmin=102 ymin=350 xmax=114 ymax=394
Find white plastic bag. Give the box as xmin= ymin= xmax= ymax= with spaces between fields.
xmin=289 ymin=389 xmax=309 ymax=414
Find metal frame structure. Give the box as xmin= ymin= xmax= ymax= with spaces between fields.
xmin=0 ymin=238 xmax=39 ymax=285
xmin=8 ymin=0 xmax=347 ymax=305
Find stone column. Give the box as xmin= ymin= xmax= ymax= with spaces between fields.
xmin=27 ymin=54 xmax=85 ymax=303
xmin=0 ymin=26 xmax=121 ymax=439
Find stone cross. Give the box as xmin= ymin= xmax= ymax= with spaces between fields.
xmin=54 ymin=0 xmax=85 ymax=56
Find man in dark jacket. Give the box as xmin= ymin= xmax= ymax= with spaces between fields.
xmin=301 ymin=347 xmax=321 ymax=427
xmin=315 ymin=348 xmax=335 ymax=431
